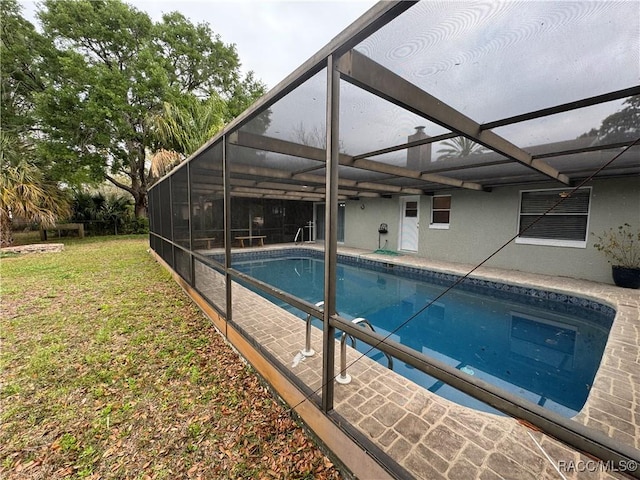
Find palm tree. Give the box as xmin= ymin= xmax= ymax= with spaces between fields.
xmin=70 ymin=191 xmax=133 ymax=235
xmin=148 ymin=148 xmax=183 ymax=179
xmin=147 ymin=95 xmax=227 ymax=180
xmin=436 ymin=136 xmax=487 ymax=160
xmin=98 ymin=194 xmax=133 ymax=235
xmin=0 ymin=132 xmax=71 ymax=246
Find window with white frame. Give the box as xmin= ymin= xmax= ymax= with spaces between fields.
xmin=516 ymin=187 xmax=591 ymax=247
xmin=430 ymin=195 xmax=451 ymax=229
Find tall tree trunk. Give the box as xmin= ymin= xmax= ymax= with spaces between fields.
xmin=105 ymin=147 xmax=148 ymax=219
xmin=0 ymin=214 xmax=14 ymax=247
xmin=134 ymin=194 xmax=147 ymax=218
xmin=133 ymin=145 xmax=148 ymax=219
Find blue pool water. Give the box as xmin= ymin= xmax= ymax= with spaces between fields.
xmin=231 ymin=252 xmax=614 ymax=417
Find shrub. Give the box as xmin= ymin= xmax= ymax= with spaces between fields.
xmin=592 ymin=223 xmax=640 ymax=268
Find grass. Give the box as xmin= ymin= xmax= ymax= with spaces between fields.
xmin=0 ymin=235 xmax=342 ymax=479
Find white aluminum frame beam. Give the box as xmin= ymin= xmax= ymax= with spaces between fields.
xmin=336 ymin=49 xmax=571 ymax=185
xmin=192 ymin=160 xmax=425 ymax=196
xmin=229 ymin=130 xmax=486 ymax=191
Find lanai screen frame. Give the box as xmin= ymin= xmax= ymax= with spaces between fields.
xmin=148 ymin=0 xmax=640 ymax=471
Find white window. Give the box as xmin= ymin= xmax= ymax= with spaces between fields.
xmin=516 ymin=187 xmax=591 ymax=248
xmin=430 ymin=195 xmax=451 ymax=229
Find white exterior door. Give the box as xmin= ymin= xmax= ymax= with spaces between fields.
xmin=399 ymin=196 xmax=419 ymax=252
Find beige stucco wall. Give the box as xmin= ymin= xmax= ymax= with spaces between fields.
xmin=343 ymin=177 xmax=639 ymax=284
xmin=344 ymin=197 xmax=401 ymax=252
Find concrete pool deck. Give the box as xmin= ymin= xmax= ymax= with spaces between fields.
xmin=189 ymin=243 xmax=639 ymax=479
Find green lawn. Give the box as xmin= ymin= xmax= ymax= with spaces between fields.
xmin=0 ymin=236 xmax=341 ymax=479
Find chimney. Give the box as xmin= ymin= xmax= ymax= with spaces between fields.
xmin=406 ymin=126 xmax=431 ymax=171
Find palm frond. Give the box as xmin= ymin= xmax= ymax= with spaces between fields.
xmin=436 ymin=137 xmax=487 ymax=160
xmin=149 ymin=148 xmax=183 ymax=178
xmin=147 ymin=95 xmax=226 ymax=156
xmin=0 ymin=131 xmax=71 ymax=245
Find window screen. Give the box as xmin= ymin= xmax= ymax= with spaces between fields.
xmin=518 ymin=188 xmax=590 ymax=243
xmin=405 ymin=201 xmax=418 ymax=218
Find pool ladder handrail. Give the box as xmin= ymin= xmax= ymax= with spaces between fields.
xmin=336 ymin=317 xmax=393 ymax=385
xmin=302 ymin=301 xmax=324 ymax=357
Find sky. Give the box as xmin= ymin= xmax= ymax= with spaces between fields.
xmin=21 ymin=0 xmax=379 ymax=90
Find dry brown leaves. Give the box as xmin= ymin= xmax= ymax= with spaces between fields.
xmin=0 ymin=238 xmax=344 ymax=480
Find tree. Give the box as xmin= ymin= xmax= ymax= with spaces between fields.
xmin=291 ymin=121 xmax=344 ymax=152
xmin=34 ymin=0 xmax=266 ymax=217
xmin=0 ymin=0 xmax=46 ymax=137
xmin=291 ymin=122 xmax=326 ymax=148
xmin=436 ymin=136 xmax=487 ymax=160
xmin=148 ymin=149 xmax=183 ymax=180
xmin=0 ymin=132 xmax=71 ymax=246
xmin=146 ymin=95 xmax=226 ymax=179
xmin=1 ymin=2 xmax=70 ymax=246
xmin=70 ymin=191 xmax=134 ymax=235
xmin=225 ymin=71 xmax=268 ymax=121
xmin=146 ymin=77 xmax=270 ymax=180
xmin=595 ymin=95 xmax=640 ymax=145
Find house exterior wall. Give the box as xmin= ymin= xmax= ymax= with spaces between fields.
xmin=344 ymin=198 xmax=401 ymax=251
xmin=344 ymin=177 xmax=639 ymax=284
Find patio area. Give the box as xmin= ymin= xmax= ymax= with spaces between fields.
xmin=178 ymin=243 xmax=639 ymax=479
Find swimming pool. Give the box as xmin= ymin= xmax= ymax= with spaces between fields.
xmin=228 ymin=249 xmax=614 ymax=417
